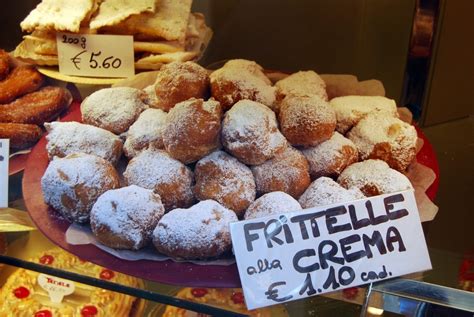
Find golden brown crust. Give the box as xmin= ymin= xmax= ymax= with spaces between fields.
xmin=0 ymin=86 xmax=70 ymax=125
xmin=0 ymin=65 xmax=44 ymax=104
xmin=278 ymin=95 xmax=336 ymax=147
xmin=0 ymin=123 xmax=42 ymax=149
xmin=0 ymin=50 xmax=10 ymax=81
xmin=153 ymin=61 xmax=209 ymax=111
xmin=163 ymin=98 xmax=222 ymax=164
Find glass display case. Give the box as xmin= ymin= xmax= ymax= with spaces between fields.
xmin=0 ymin=0 xmax=473 ymax=316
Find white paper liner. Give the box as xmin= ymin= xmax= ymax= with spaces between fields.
xmin=65 ymin=223 xmax=235 ymax=265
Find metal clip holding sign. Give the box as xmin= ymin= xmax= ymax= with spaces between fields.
xmin=0 ymin=139 xmax=8 ymax=208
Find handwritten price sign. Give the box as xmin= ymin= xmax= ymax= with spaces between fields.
xmin=230 ymin=190 xmax=431 ymax=309
xmin=0 ymin=139 xmax=8 ymax=208
xmin=57 ymin=33 xmax=134 ymax=78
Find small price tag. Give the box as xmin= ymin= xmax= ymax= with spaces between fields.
xmin=38 ymin=274 xmax=75 ymax=303
xmin=0 ymin=139 xmax=8 ymax=208
xmin=230 ymin=190 xmax=432 ymax=310
xmin=57 ymin=33 xmax=134 ymax=78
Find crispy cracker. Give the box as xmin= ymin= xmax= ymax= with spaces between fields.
xmin=20 ymin=0 xmax=96 ymax=33
xmin=90 ymin=0 xmax=156 ymax=30
xmin=101 ymin=0 xmax=192 ymax=42
xmin=135 ymin=51 xmax=197 ymax=65
xmin=134 ymin=61 xmax=163 ymax=70
xmin=13 ymin=39 xmax=58 ymax=66
xmin=133 ymin=40 xmax=184 ymax=54
xmin=185 ymin=13 xmax=213 ymax=58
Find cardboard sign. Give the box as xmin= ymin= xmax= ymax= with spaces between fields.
xmin=0 ymin=139 xmax=8 ymax=208
xmin=38 ymin=274 xmax=75 ymax=303
xmin=230 ymin=190 xmax=431 ymax=310
xmin=57 ymin=33 xmax=134 ymax=78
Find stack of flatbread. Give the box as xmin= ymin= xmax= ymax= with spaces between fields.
xmin=14 ymin=0 xmax=212 ymax=70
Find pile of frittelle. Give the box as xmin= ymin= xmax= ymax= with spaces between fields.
xmin=40 ymin=59 xmax=420 ymax=261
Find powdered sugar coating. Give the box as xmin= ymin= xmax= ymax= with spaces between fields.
xmin=302 ymin=132 xmax=358 ymax=179
xmin=162 ymin=98 xmax=222 ymax=164
xmin=251 ymin=146 xmax=311 ymax=198
xmin=41 ymin=153 xmax=120 ymax=223
xmin=81 ymin=87 xmax=148 ymax=134
xmin=279 ymin=95 xmax=336 ymax=147
xmin=222 ymin=100 xmax=287 ymax=165
xmin=152 ymin=200 xmax=238 ymax=259
xmin=123 ymin=149 xmax=194 ymax=211
xmin=330 ymin=96 xmax=398 ymax=134
xmin=90 ymin=185 xmax=165 ymax=250
xmin=194 ymin=150 xmax=256 ymax=217
xmin=275 ymin=71 xmax=328 ymax=107
xmin=244 ymin=192 xmax=302 ymax=220
xmin=338 ymin=159 xmax=413 ymax=197
xmin=210 ymin=59 xmax=276 ymax=110
xmin=153 ymin=61 xmax=210 ymax=112
xmin=45 ymin=121 xmax=123 ymax=164
xmin=123 ymin=108 xmax=167 ymax=158
xmin=298 ymin=177 xmax=365 ymax=209
xmin=348 ymin=113 xmax=417 ymax=171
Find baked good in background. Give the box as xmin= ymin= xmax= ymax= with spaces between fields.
xmin=347 ymin=113 xmax=418 ymax=171
xmin=15 ymin=0 xmax=213 ymax=70
xmin=194 ymin=150 xmax=256 ymax=217
xmin=251 ymin=146 xmax=311 ymax=198
xmin=275 ymin=70 xmax=328 ymax=113
xmin=278 ymin=95 xmax=336 ymax=147
xmin=299 ymin=177 xmax=366 ymax=209
xmin=338 ymin=159 xmax=414 ymax=197
xmin=0 ymin=65 xmax=44 ymax=104
xmin=45 ymin=121 xmax=123 ymax=164
xmin=123 ymin=108 xmax=167 ymax=158
xmin=221 ymin=99 xmax=287 ymax=165
xmin=0 ymin=248 xmax=143 ymax=316
xmin=162 ymin=98 xmax=221 ymax=164
xmin=244 ymin=192 xmax=302 ymax=220
xmin=302 ymin=132 xmax=358 ymax=179
xmin=0 ymin=123 xmax=43 ymax=150
xmin=152 ymin=200 xmax=237 ymax=260
xmin=330 ymin=95 xmax=398 ymax=134
xmin=0 ymin=54 xmax=72 ymax=149
xmin=151 ymin=61 xmax=209 ymax=111
xmin=41 ymin=153 xmax=120 ymax=223
xmin=91 ymin=185 xmax=165 ymax=250
xmin=123 ymin=149 xmax=195 ymax=211
xmin=321 ymin=74 xmax=386 ymax=100
xmin=162 ymin=287 xmax=273 ymax=317
xmin=81 ymin=87 xmax=148 ymax=135
xmin=210 ymin=59 xmax=276 ymax=111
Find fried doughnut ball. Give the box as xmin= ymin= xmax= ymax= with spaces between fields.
xmin=162 ymin=98 xmax=222 ymax=164
xmin=123 ymin=150 xmax=194 ymax=211
xmin=45 ymin=122 xmax=123 ymax=165
xmin=330 ymin=96 xmax=398 ymax=134
xmin=302 ymin=132 xmax=358 ymax=179
xmin=275 ymin=70 xmax=328 ymax=113
xmin=347 ymin=113 xmax=417 ymax=171
xmin=278 ymin=95 xmax=336 ymax=147
xmin=298 ymin=177 xmax=365 ymax=209
xmin=123 ymin=108 xmax=167 ymax=159
xmin=153 ymin=200 xmax=238 ymax=260
xmin=244 ymin=192 xmax=302 ymax=220
xmin=338 ymin=159 xmax=413 ymax=197
xmin=194 ymin=150 xmax=256 ymax=217
xmin=221 ymin=100 xmax=287 ymax=165
xmin=251 ymin=146 xmax=311 ymax=198
xmin=153 ymin=61 xmax=209 ymax=112
xmin=90 ymin=185 xmax=165 ymax=250
xmin=210 ymin=59 xmax=276 ymax=111
xmin=81 ymin=87 xmax=148 ymax=134
xmin=41 ymin=153 xmax=120 ymax=223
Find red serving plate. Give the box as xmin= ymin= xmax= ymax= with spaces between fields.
xmin=22 ymin=107 xmax=439 ymax=288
